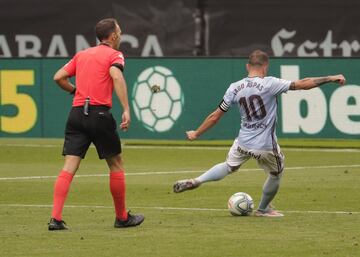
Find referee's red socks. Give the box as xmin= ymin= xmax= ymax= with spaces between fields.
xmin=51 ymin=170 xmax=74 ymax=221
xmin=110 ymin=171 xmax=128 ymax=221
xmin=51 ymin=170 xmax=128 ymax=221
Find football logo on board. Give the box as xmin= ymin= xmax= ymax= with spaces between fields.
xmin=132 ymin=66 xmax=184 ymax=132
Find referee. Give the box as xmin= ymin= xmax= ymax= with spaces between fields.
xmin=48 ymin=18 xmax=144 ymax=230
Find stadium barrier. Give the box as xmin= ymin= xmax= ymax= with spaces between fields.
xmin=0 ymin=58 xmax=359 ymax=139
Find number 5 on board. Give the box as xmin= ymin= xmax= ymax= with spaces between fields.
xmin=0 ymin=70 xmax=37 ymax=133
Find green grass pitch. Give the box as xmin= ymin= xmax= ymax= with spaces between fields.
xmin=0 ymin=138 xmax=359 ymax=257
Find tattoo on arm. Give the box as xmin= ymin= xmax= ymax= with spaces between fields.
xmin=314 ymin=77 xmax=330 ymax=86
xmin=289 ymin=82 xmax=296 ymax=90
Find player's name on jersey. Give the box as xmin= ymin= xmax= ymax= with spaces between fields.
xmin=233 ymin=81 xmax=264 ymax=95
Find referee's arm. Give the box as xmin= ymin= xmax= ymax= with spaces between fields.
xmin=110 ymin=66 xmax=130 ymax=131
xmin=54 ymin=68 xmax=76 ymax=94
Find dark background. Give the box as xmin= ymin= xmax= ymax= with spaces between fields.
xmin=1 ymin=0 xmax=359 ymax=57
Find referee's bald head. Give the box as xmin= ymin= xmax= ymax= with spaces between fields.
xmin=248 ymin=50 xmax=269 ymax=67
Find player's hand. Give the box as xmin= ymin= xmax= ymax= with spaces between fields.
xmin=331 ymin=74 xmax=346 ymax=85
xmin=120 ymin=110 xmax=131 ymax=131
xmin=186 ymin=130 xmax=198 ymax=141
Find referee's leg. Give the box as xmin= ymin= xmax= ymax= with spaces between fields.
xmin=106 ymin=154 xmax=145 ymax=227
xmin=49 ymin=155 xmax=82 ymax=230
xmin=49 ymin=107 xmax=88 ymax=229
xmin=106 ymin=154 xmax=129 ymax=220
xmin=62 ymin=155 xmax=82 ymax=174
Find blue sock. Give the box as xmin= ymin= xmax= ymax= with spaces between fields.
xmin=196 ymin=162 xmax=230 ymax=183
xmin=258 ymin=174 xmax=282 ymax=212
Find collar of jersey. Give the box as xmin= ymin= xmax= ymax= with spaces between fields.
xmin=99 ymin=42 xmax=111 ymax=47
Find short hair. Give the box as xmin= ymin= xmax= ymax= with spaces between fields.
xmin=95 ymin=18 xmax=118 ymax=41
xmin=248 ymin=50 xmax=269 ymax=67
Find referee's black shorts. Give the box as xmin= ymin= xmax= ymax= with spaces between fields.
xmin=62 ymin=106 xmax=121 ymax=159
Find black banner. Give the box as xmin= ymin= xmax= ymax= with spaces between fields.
xmin=205 ymin=0 xmax=360 ymax=57
xmin=0 ymin=0 xmax=359 ymax=57
xmin=0 ymin=0 xmax=196 ymax=57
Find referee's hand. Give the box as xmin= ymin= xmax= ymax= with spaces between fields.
xmin=120 ymin=110 xmax=130 ymax=131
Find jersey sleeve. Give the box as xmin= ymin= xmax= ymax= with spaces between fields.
xmin=62 ymin=55 xmax=77 ymax=77
xmin=268 ymin=77 xmax=292 ymax=95
xmin=219 ymin=84 xmax=235 ymax=112
xmin=110 ymin=51 xmax=125 ymax=71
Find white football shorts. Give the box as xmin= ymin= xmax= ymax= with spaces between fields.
xmin=226 ymin=138 xmax=285 ymax=175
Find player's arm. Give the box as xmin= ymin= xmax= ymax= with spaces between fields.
xmin=110 ymin=66 xmax=130 ymax=131
xmin=53 ymin=68 xmax=76 ymax=94
xmin=186 ymin=108 xmax=225 ymax=141
xmin=289 ymin=74 xmax=346 ymax=90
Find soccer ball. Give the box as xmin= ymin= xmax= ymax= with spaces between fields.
xmin=227 ymin=192 xmax=255 ymax=216
xmin=132 ymin=66 xmax=184 ymax=132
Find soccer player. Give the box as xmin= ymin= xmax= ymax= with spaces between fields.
xmin=48 ymin=18 xmax=144 ymax=230
xmin=173 ymin=50 xmax=346 ymax=217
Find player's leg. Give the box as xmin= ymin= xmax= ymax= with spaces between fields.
xmin=254 ymin=147 xmax=285 ymax=217
xmin=259 ymin=174 xmax=282 ymax=212
xmin=173 ymin=139 xmax=250 ymax=193
xmin=49 ymin=108 xmax=90 ymax=230
xmin=196 ymin=162 xmax=233 ymax=183
xmin=92 ymin=107 xmax=144 ymax=228
xmin=173 ymin=162 xmax=232 ymax=193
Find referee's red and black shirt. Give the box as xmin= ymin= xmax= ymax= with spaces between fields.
xmin=63 ymin=44 xmax=125 ymax=108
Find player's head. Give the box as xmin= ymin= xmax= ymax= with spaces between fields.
xmin=95 ymin=18 xmax=122 ymax=49
xmin=246 ymin=50 xmax=269 ymax=76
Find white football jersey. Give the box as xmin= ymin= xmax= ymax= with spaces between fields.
xmin=219 ymin=76 xmax=291 ymax=151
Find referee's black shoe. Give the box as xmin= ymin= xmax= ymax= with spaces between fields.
xmin=48 ymin=218 xmax=68 ymax=231
xmin=114 ymin=212 xmax=145 ymax=228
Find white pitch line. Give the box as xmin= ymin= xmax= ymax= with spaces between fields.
xmin=0 ymin=170 xmax=202 ymax=181
xmin=0 ymin=142 xmax=359 ymax=153
xmin=284 ymin=210 xmax=359 ymax=215
xmin=0 ymin=143 xmax=60 ymax=148
xmin=125 ymin=145 xmax=360 ymax=153
xmin=0 ymin=164 xmax=359 ymax=181
xmin=284 ymin=148 xmax=360 ymax=153
xmin=0 ymin=204 xmax=358 ymax=215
